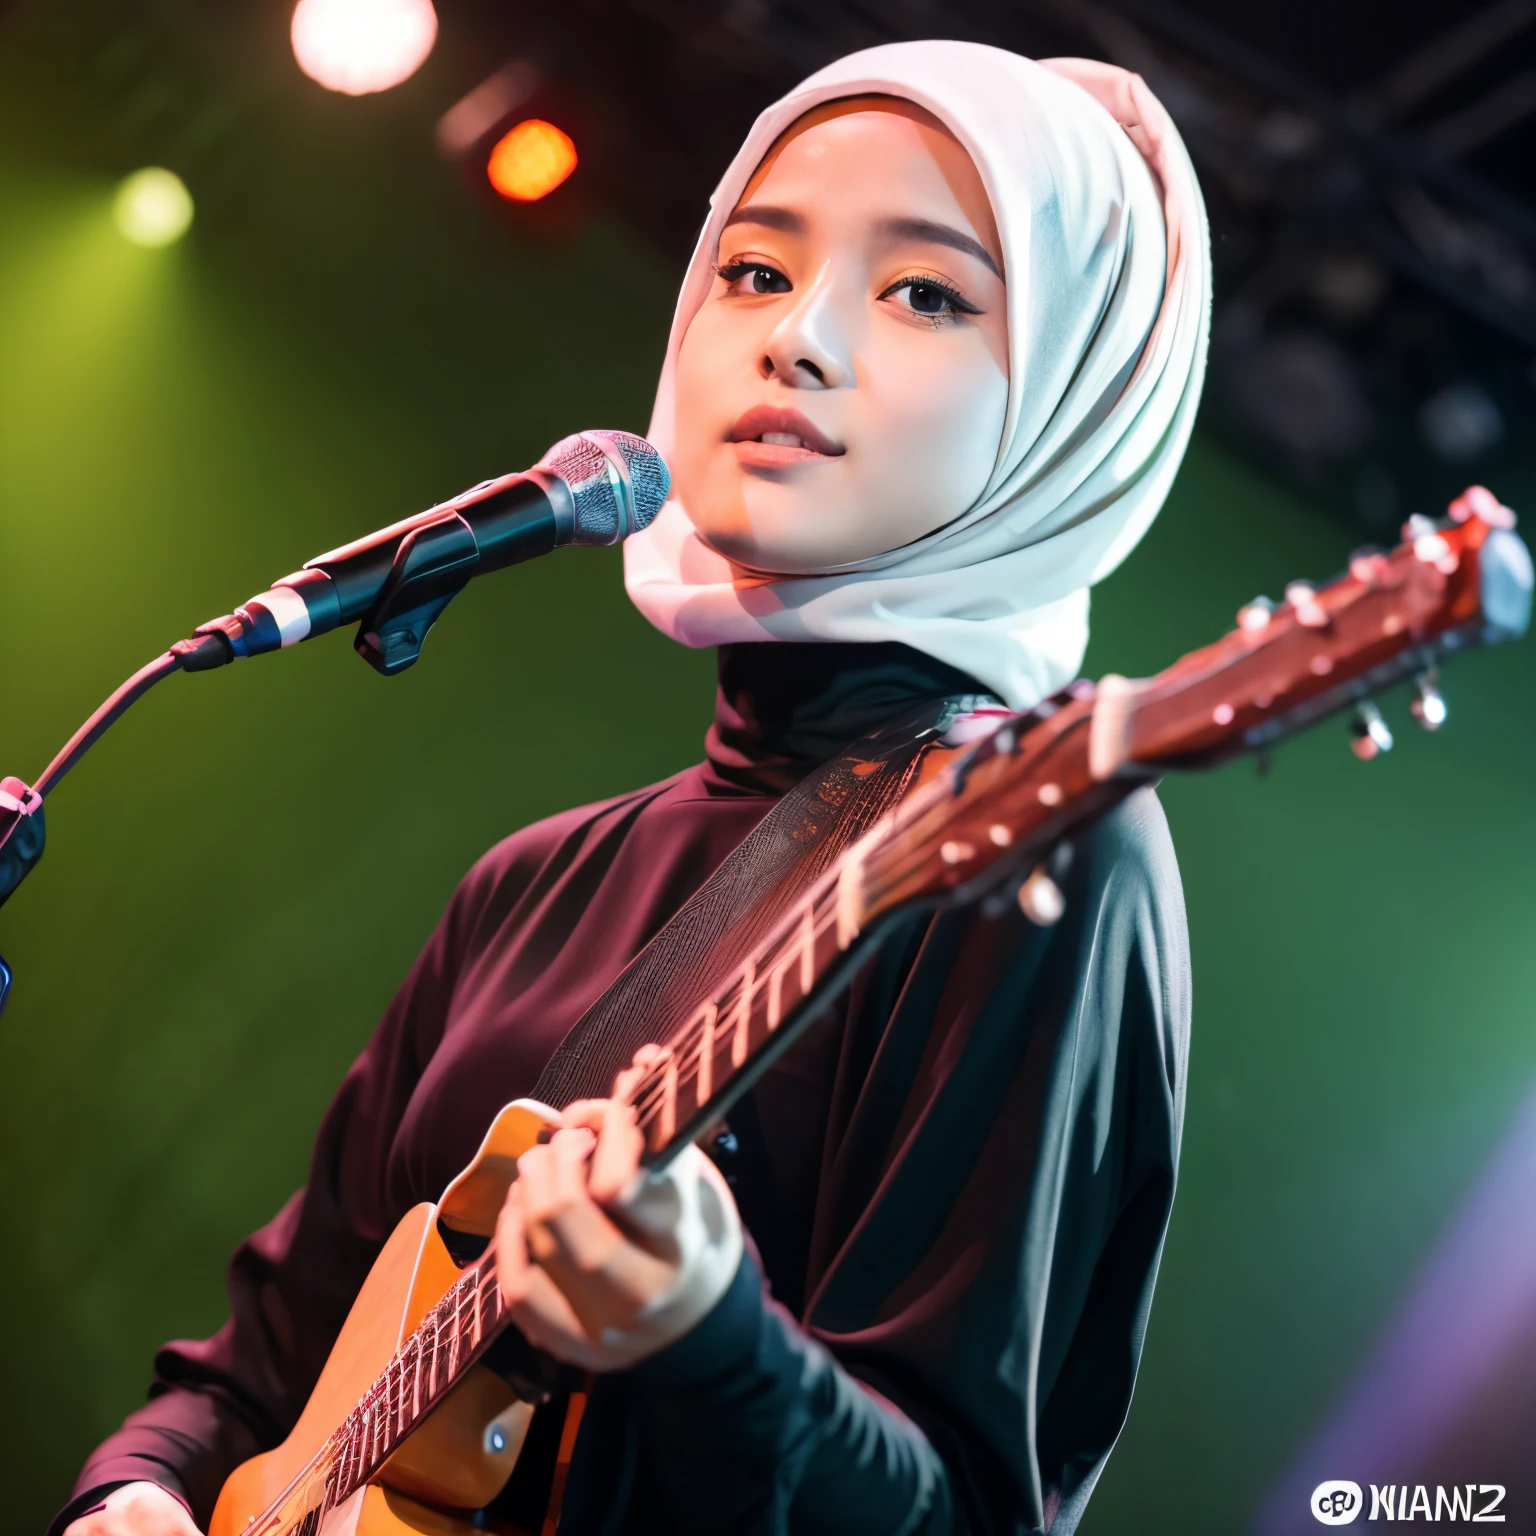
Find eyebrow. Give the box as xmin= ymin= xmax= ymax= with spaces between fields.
xmin=877 ymin=216 xmax=1002 ymax=278
xmin=720 ymin=203 xmax=803 ymax=235
xmin=720 ymin=205 xmax=1002 ymax=279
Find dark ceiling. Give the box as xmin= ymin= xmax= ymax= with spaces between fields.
xmin=8 ymin=0 xmax=1536 ymax=531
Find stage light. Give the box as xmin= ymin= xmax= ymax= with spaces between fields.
xmin=290 ymin=0 xmax=437 ymax=97
xmin=487 ymin=119 xmax=578 ymax=202
xmin=113 ymin=168 xmax=194 ymax=247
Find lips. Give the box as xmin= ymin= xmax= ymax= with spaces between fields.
xmin=727 ymin=405 xmax=845 ymax=465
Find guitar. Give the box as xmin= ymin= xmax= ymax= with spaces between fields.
xmin=209 ymin=490 xmax=1531 ymax=1536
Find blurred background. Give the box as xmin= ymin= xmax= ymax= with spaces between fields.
xmin=1 ymin=0 xmax=1534 ymax=1530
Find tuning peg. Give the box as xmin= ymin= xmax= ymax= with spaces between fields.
xmin=1411 ymin=670 xmax=1447 ymax=730
xmin=1350 ymin=700 xmax=1394 ymax=760
xmin=1018 ymin=866 xmax=1066 ymax=926
xmin=1349 ymin=546 xmax=1390 ymax=584
xmin=1285 ymin=581 xmax=1329 ymax=627
xmin=1448 ymin=485 xmax=1517 ymax=529
xmin=1238 ymin=596 xmax=1274 ymax=634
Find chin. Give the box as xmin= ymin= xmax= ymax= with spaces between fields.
xmin=710 ymin=496 xmax=863 ymax=575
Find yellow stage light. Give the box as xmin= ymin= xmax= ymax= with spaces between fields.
xmin=113 ymin=168 xmax=194 ymax=247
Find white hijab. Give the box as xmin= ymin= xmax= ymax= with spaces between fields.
xmin=623 ymin=41 xmax=1211 ymax=709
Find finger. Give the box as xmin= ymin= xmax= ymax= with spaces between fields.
xmin=562 ymin=1097 xmax=617 ymax=1130
xmin=562 ymin=1099 xmax=642 ymax=1200
xmin=520 ymin=1166 xmax=621 ymax=1273
xmin=516 ymin=1142 xmax=573 ymax=1227
xmin=588 ymin=1102 xmax=643 ymax=1205
xmin=494 ymin=1188 xmax=532 ymax=1308
xmin=507 ymin=1262 xmax=596 ymax=1357
xmin=611 ymin=1062 xmax=647 ymax=1102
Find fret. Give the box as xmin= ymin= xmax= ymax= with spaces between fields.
xmin=430 ymin=1302 xmax=443 ymax=1394
xmin=835 ymin=845 xmax=866 ymax=949
xmin=656 ymin=1046 xmax=677 ymax=1142
xmin=766 ymin=955 xmax=784 ymax=1032
xmin=696 ymin=1002 xmax=716 ymax=1103
xmin=799 ymin=902 xmax=817 ymax=991
xmin=450 ymin=1277 xmax=470 ymax=1376
xmin=398 ymin=1341 xmax=414 ymax=1432
xmin=326 ymin=1434 xmax=342 ymax=1504
xmin=345 ymin=1418 xmax=360 ymax=1499
xmin=411 ymin=1327 xmax=424 ymax=1418
xmin=731 ymin=960 xmax=755 ymax=1068
xmin=481 ymin=1264 xmax=502 ymax=1338
xmin=338 ymin=1415 xmax=358 ymax=1499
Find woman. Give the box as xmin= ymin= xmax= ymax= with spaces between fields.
xmin=61 ymin=38 xmax=1206 ymax=1536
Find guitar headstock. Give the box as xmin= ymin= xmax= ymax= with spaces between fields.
xmin=858 ymin=488 xmax=1532 ymax=924
xmin=1090 ymin=486 xmax=1531 ymax=776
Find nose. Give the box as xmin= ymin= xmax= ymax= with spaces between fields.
xmin=760 ymin=270 xmax=852 ymax=389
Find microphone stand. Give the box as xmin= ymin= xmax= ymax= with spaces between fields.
xmin=0 ymin=519 xmax=484 ymax=1020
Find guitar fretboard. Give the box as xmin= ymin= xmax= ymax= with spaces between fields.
xmin=254 ymin=1253 xmax=505 ymax=1534
xmin=621 ymin=698 xmax=1103 ymax=1165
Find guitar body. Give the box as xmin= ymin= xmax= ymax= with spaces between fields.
xmin=210 ymin=1102 xmax=557 ymax=1536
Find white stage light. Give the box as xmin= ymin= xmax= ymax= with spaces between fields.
xmin=291 ymin=0 xmax=437 ymax=97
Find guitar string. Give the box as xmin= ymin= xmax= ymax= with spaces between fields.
xmin=268 ymin=715 xmax=1103 ymax=1525
xmin=248 ymin=1255 xmax=504 ymax=1530
xmin=253 ymin=728 xmax=1090 ymax=1529
xmin=622 ymin=718 xmax=1091 ymax=1130
xmin=249 ymin=574 xmax=1403 ymax=1529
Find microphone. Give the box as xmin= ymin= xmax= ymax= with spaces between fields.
xmin=179 ymin=429 xmax=669 ymax=676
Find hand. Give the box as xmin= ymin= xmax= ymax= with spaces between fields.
xmin=495 ymin=1088 xmax=742 ymax=1371
xmin=64 ymin=1482 xmax=199 ymax=1536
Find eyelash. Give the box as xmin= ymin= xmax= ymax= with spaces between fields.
xmin=712 ymin=260 xmax=981 ymax=322
xmin=713 ymin=260 xmax=790 ymax=294
xmin=879 ymin=272 xmax=981 ymax=323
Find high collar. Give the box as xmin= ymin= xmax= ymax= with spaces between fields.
xmin=704 ymin=641 xmax=989 ymax=795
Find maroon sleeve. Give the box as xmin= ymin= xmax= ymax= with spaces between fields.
xmin=55 ymin=862 xmax=494 ymax=1533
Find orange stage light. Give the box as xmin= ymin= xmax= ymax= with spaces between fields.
xmin=487 ymin=119 xmax=578 ymax=202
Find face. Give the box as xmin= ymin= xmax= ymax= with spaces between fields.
xmin=671 ymin=98 xmax=1009 ymax=574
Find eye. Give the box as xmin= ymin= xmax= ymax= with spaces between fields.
xmin=715 ymin=260 xmax=792 ymax=296
xmin=880 ymin=275 xmax=980 ymax=322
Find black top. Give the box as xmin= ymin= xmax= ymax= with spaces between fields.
xmin=58 ymin=641 xmax=1190 ymax=1536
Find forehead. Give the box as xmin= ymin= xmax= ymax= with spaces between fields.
xmin=734 ymin=98 xmax=992 ymax=230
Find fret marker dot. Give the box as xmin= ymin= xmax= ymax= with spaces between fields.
xmin=1212 ymin=703 xmax=1234 ymax=725
xmin=940 ymin=840 xmax=974 ymax=864
xmin=989 ymin=823 xmax=1012 ymax=846
xmin=1038 ymin=782 xmax=1063 ymax=806
xmin=1310 ymin=654 xmax=1335 ymax=675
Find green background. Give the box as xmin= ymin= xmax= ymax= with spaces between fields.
xmin=1 ymin=4 xmax=1532 ymax=1531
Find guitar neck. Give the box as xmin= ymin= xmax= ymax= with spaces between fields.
xmin=625 ymin=688 xmax=1142 ymax=1169
xmin=623 ymin=503 xmax=1532 ymax=1166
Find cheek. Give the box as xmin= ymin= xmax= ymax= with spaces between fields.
xmin=864 ymin=337 xmax=1008 ymax=533
xmin=671 ymin=308 xmax=753 ymax=519
xmin=671 ymin=316 xmax=721 ymax=477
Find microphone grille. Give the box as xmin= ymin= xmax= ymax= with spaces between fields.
xmin=539 ymin=430 xmax=672 ymax=547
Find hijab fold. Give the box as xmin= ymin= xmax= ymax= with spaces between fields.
xmin=624 ymin=41 xmax=1211 ymax=709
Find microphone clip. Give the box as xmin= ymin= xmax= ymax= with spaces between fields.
xmin=354 ymin=510 xmax=479 ymax=676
